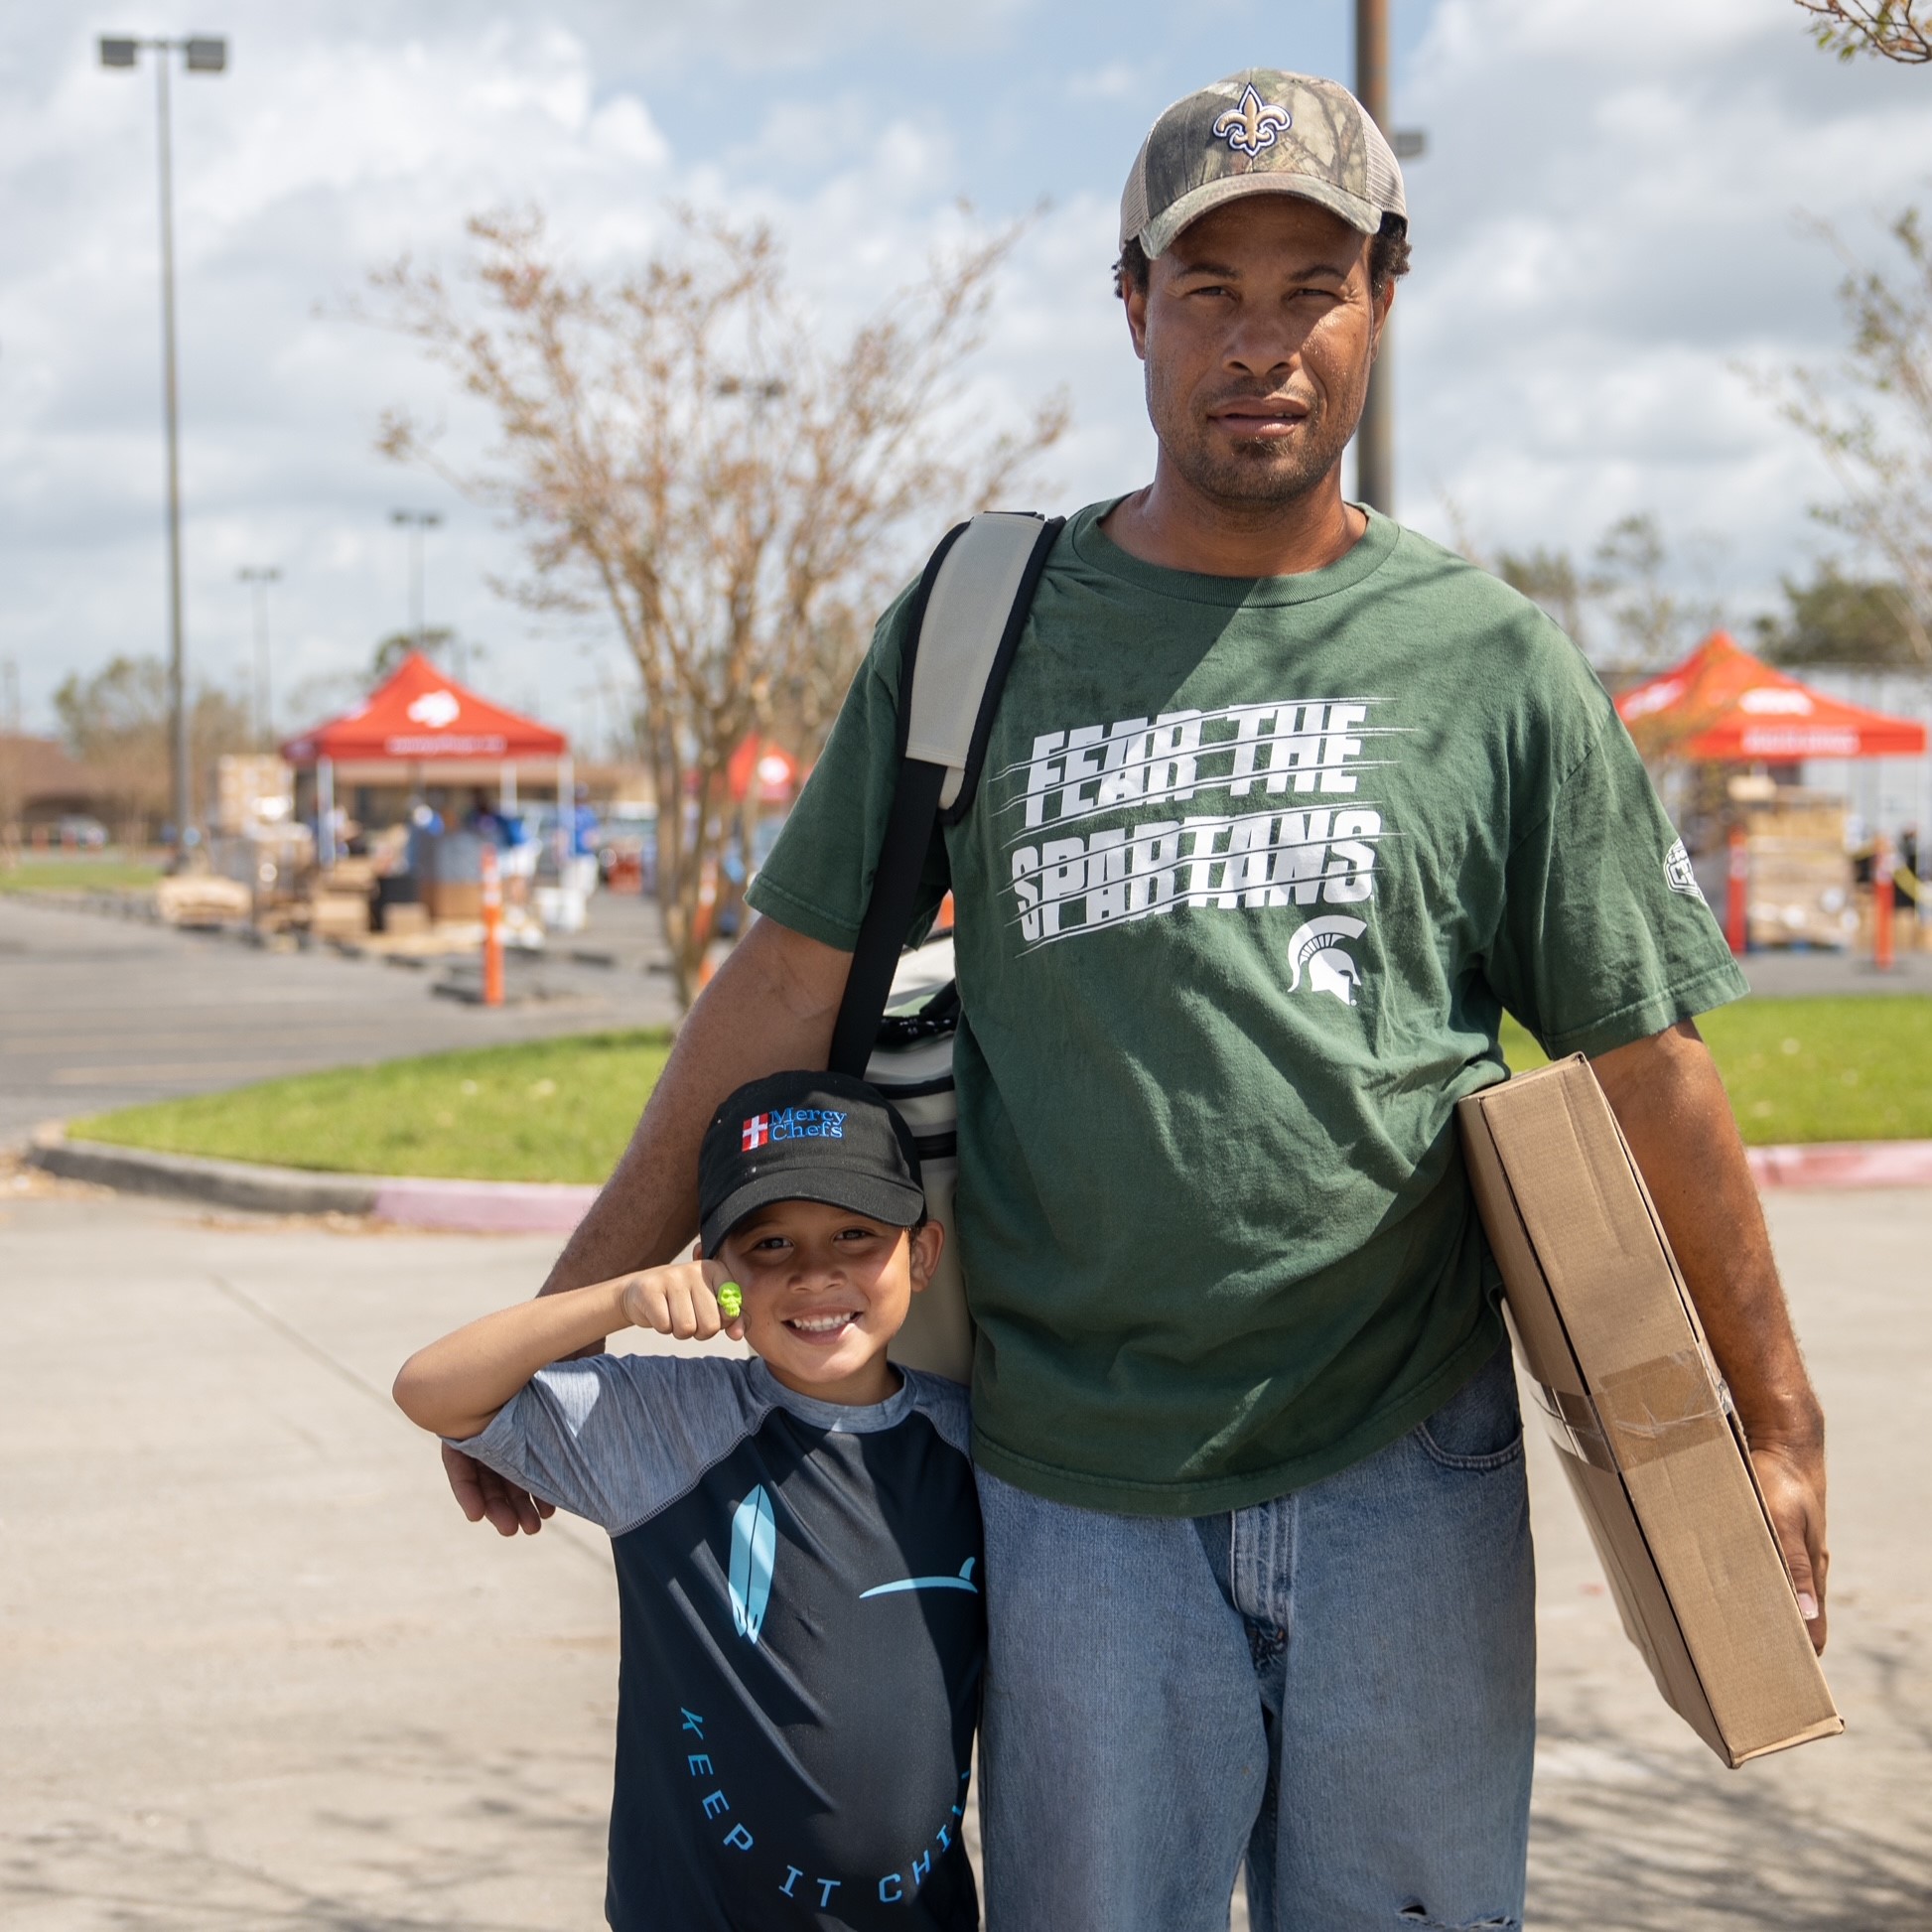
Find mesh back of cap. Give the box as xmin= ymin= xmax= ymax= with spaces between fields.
xmin=1119 ymin=138 xmax=1152 ymax=250
xmin=1362 ymin=112 xmax=1407 ymax=222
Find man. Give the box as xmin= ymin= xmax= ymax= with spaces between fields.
xmin=445 ymin=69 xmax=1827 ymax=1932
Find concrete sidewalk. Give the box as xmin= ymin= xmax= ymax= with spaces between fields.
xmin=1 ymin=1177 xmax=1926 ymax=1930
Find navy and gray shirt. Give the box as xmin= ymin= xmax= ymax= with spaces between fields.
xmin=455 ymin=1355 xmax=982 ymax=1931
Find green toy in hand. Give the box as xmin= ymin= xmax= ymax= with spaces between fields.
xmin=716 ymin=1283 xmax=743 ymax=1320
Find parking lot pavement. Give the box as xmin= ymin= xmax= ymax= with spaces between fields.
xmin=0 ymin=895 xmax=681 ymax=1147
xmin=1 ymin=1181 xmax=1925 ymax=1931
xmin=1522 ymin=1184 xmax=1932 ymax=1931
xmin=1741 ymin=941 xmax=1932 ymax=998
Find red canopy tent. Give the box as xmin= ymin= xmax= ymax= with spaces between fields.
xmin=725 ymin=736 xmax=801 ymax=806
xmin=1615 ymin=631 xmax=1927 ymax=761
xmin=283 ymin=652 xmax=572 ymax=865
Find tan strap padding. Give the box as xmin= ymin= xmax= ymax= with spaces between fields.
xmin=903 ymin=512 xmax=1046 ymax=811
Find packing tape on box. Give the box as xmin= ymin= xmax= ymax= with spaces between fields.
xmin=1529 ymin=1345 xmax=1735 ymax=1474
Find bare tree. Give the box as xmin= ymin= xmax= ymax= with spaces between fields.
xmin=1590 ymin=513 xmax=1724 ymax=670
xmin=1795 ymin=0 xmax=1932 ymax=62
xmin=367 ymin=208 xmax=1068 ymax=1002
xmin=1758 ymin=209 xmax=1932 ymax=669
xmin=1445 ymin=504 xmax=1718 ymax=670
xmin=1753 ymin=562 xmax=1926 ymax=667
xmin=54 ymin=655 xmax=252 ymax=842
xmin=1493 ymin=545 xmax=1590 ymax=653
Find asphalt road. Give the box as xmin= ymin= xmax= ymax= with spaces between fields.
xmin=5 ymin=888 xmax=1927 ymax=1155
xmin=1 ymin=1175 xmax=1925 ymax=1932
xmin=0 ymin=894 xmax=680 ymax=1147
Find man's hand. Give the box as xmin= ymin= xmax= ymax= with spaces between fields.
xmin=441 ymin=1443 xmax=556 ymax=1538
xmin=1591 ymin=1019 xmax=1830 ymax=1653
xmin=1751 ymin=1440 xmax=1830 ymax=1653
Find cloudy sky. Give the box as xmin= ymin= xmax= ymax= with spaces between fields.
xmin=3 ymin=0 xmax=1929 ymax=748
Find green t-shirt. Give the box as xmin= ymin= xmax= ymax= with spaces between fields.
xmin=748 ymin=503 xmax=1747 ymax=1516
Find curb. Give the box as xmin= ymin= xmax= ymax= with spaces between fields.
xmin=28 ymin=1128 xmax=1932 ymax=1234
xmin=1746 ymin=1139 xmax=1932 ymax=1188
xmin=28 ymin=1132 xmax=596 ymax=1233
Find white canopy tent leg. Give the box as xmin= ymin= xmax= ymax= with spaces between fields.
xmin=500 ymin=764 xmax=517 ymax=815
xmin=557 ymin=753 xmax=574 ymax=876
xmin=318 ymin=757 xmax=336 ymax=870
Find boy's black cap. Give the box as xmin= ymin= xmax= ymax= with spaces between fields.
xmin=699 ymin=1070 xmax=925 ymax=1255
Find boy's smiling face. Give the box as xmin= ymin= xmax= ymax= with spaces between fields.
xmin=712 ymin=1199 xmax=942 ymax=1407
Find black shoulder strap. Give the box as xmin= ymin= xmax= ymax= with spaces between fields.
xmin=826 ymin=512 xmax=1061 ymax=1076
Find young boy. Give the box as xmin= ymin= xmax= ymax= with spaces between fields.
xmin=394 ymin=1070 xmax=982 ymax=1932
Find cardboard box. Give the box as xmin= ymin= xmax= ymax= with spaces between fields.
xmin=310 ymin=892 xmax=370 ymax=939
xmin=379 ymin=900 xmax=430 ymax=938
xmin=424 ymin=880 xmax=483 ymax=923
xmin=1458 ymin=1058 xmax=1843 ymax=1767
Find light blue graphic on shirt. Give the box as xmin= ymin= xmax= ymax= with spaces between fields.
xmin=860 ymin=1558 xmax=979 ymax=1599
xmin=728 ymin=1485 xmax=776 ymax=1644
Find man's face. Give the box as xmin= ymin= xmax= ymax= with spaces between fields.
xmin=1124 ymin=196 xmax=1391 ymax=512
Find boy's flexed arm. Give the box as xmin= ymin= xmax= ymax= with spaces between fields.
xmin=396 ymin=1261 xmax=742 ymax=1443
xmin=444 ymin=913 xmax=851 ymax=1533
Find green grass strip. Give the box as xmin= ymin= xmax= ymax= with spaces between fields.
xmin=1501 ymin=995 xmax=1932 ymax=1144
xmin=1 ymin=858 xmax=165 ymax=894
xmin=72 ymin=996 xmax=1932 ymax=1183
xmin=76 ymin=1031 xmax=676 ymax=1184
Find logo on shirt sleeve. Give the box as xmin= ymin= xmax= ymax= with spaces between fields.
xmin=1664 ymin=838 xmax=1707 ymax=904
xmin=728 ymin=1486 xmax=776 ymax=1644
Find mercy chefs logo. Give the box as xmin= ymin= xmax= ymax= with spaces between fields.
xmin=741 ymin=1108 xmax=847 ymax=1153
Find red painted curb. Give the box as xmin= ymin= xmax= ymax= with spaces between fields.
xmin=1747 ymin=1140 xmax=1932 ymax=1189
xmin=369 ymin=1175 xmax=597 ymax=1233
xmin=362 ymin=1144 xmax=1932 ymax=1232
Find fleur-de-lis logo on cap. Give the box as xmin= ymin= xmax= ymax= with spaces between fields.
xmin=1212 ymin=83 xmax=1291 ymax=158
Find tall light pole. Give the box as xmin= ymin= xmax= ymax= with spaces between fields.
xmin=391 ymin=507 xmax=443 ymax=663
xmin=1353 ymin=0 xmax=1425 ymax=515
xmin=1354 ymin=0 xmax=1394 ymax=514
xmin=100 ymin=33 xmax=227 ymax=854
xmin=237 ymin=565 xmax=280 ymax=746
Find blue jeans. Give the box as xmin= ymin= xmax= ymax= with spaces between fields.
xmin=976 ymin=1342 xmax=1534 ymax=1932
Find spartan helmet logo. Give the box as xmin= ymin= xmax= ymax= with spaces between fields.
xmin=1287 ymin=915 xmax=1369 ymax=1007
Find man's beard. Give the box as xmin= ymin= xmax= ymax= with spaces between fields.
xmin=1149 ymin=375 xmax=1362 ymax=510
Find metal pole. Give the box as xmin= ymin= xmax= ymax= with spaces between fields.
xmin=1354 ymin=0 xmax=1394 ymax=515
xmin=155 ymin=50 xmax=191 ymax=851
xmin=410 ymin=521 xmax=425 ymax=651
xmin=239 ymin=567 xmax=279 ymax=746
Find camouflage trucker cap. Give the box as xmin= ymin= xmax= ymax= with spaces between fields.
xmin=1120 ymin=69 xmax=1407 ymax=258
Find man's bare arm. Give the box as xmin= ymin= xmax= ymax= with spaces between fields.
xmin=536 ymin=915 xmax=852 ymax=1294
xmin=444 ymin=912 xmax=852 ymax=1535
xmin=1590 ymin=1018 xmax=1829 ymax=1652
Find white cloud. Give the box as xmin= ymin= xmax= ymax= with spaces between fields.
xmin=1068 ymin=63 xmax=1144 ymax=103
xmin=1396 ymin=0 xmax=1932 ymax=623
xmin=5 ymin=0 xmax=1930 ymax=747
